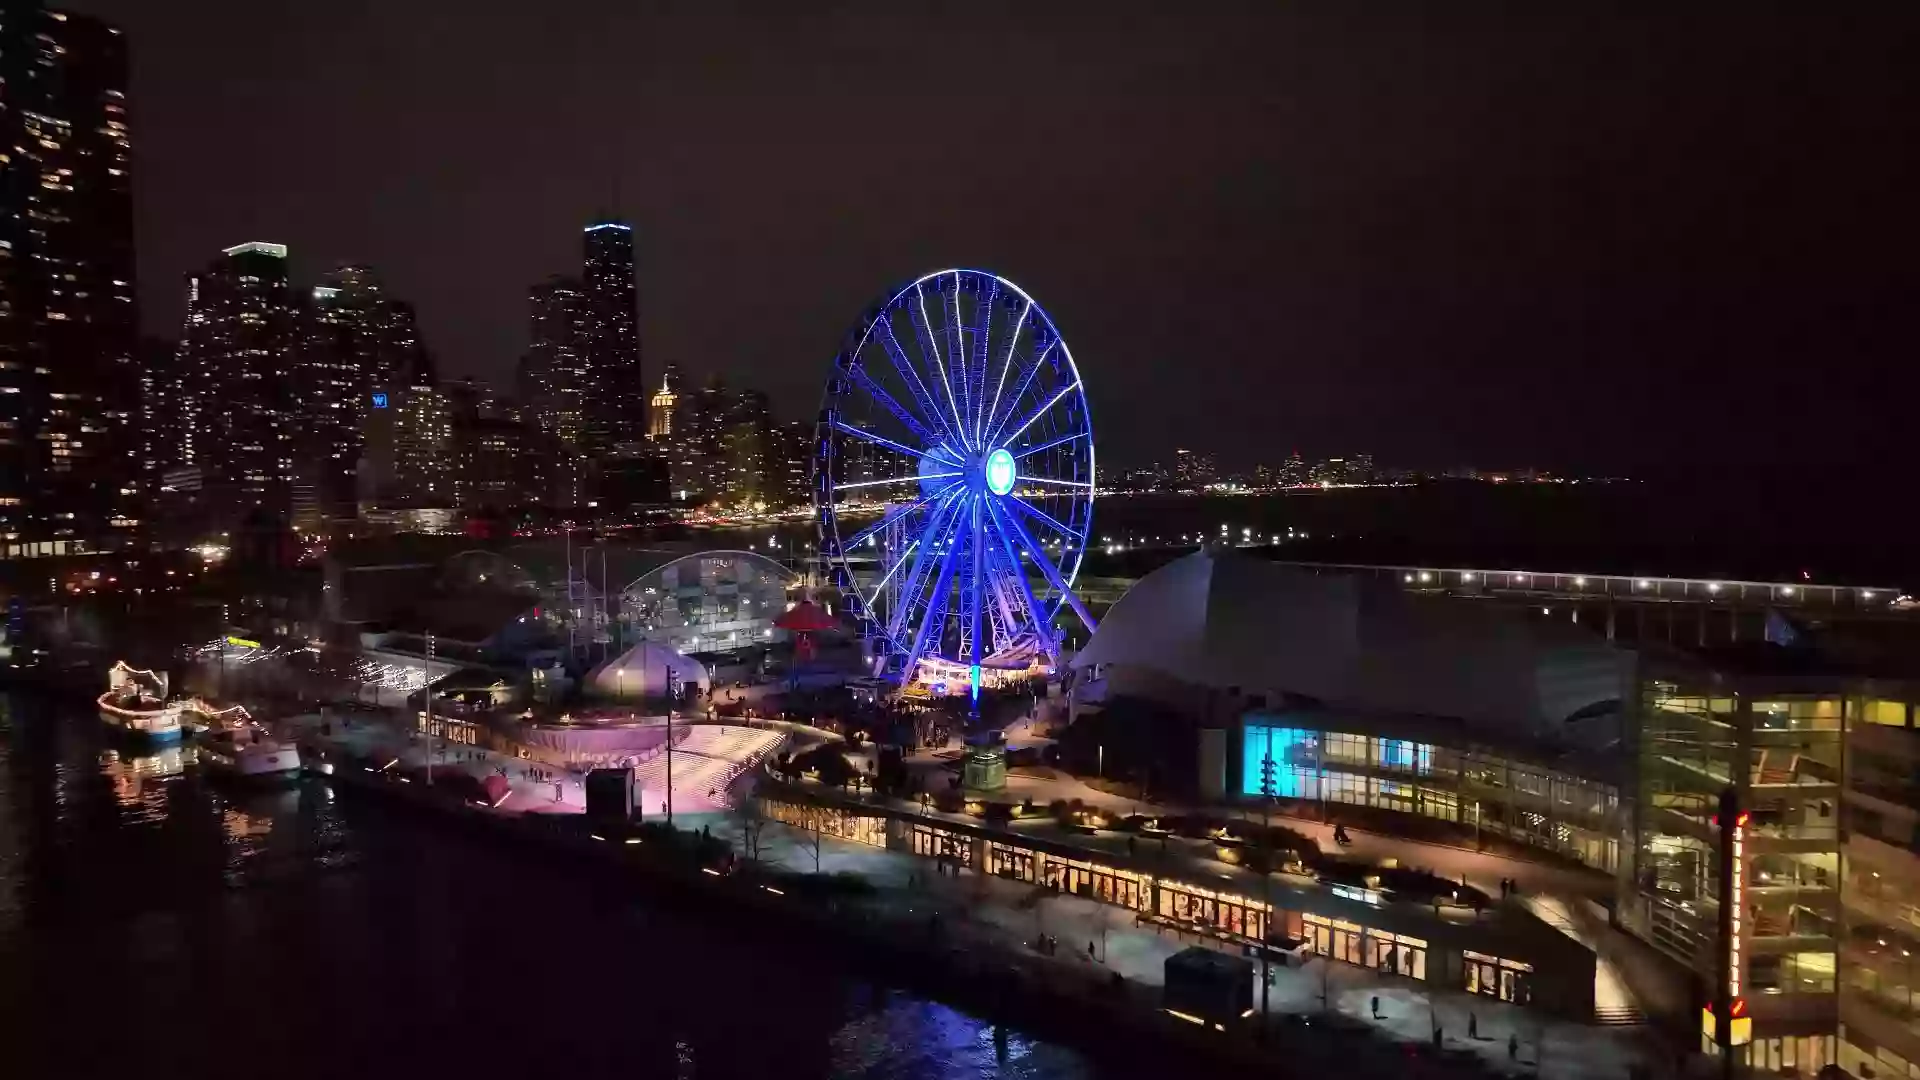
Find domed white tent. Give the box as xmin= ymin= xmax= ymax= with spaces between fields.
xmin=587 ymin=640 xmax=711 ymax=701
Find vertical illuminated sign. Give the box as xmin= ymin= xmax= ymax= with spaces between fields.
xmin=1729 ymin=808 xmax=1747 ymax=1002
xmin=1714 ymin=787 xmax=1751 ymax=1049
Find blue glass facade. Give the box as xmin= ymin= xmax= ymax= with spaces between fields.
xmin=1242 ymin=725 xmax=1320 ymax=797
xmin=1238 ymin=716 xmax=1622 ymax=873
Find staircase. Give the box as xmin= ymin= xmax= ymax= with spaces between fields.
xmin=631 ymin=725 xmax=786 ymax=811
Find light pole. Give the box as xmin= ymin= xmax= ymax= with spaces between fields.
xmin=1258 ymin=748 xmax=1278 ymax=1029
xmin=423 ymin=631 xmax=435 ymax=786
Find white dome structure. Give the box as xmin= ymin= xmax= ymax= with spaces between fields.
xmin=587 ymin=640 xmax=712 ymax=701
xmin=1071 ymin=548 xmax=1630 ymax=741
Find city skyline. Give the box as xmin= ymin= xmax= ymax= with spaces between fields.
xmin=55 ymin=0 xmax=1919 ymax=478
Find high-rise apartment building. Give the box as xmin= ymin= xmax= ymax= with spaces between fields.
xmin=581 ymin=220 xmax=643 ymax=453
xmin=167 ymin=243 xmax=302 ymax=531
xmin=525 ymin=275 xmax=588 ymax=447
xmin=775 ymin=419 xmax=813 ymax=508
xmin=720 ymin=388 xmax=773 ymax=508
xmin=0 ymin=3 xmax=136 ymax=552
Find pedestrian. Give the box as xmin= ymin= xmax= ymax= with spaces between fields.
xmin=1088 ymin=940 xmax=1096 ymax=961
xmin=1509 ymin=1034 xmax=1519 ymax=1060
xmin=1432 ymin=1026 xmax=1442 ymax=1049
xmin=1371 ymin=995 xmax=1380 ymax=1019
xmin=1468 ymin=1011 xmax=1477 ymax=1039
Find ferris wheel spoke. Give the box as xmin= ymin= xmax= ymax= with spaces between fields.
xmin=983 ymin=300 xmax=1031 ymax=449
xmin=983 ymin=339 xmax=1055 ymax=446
xmin=997 ymin=377 xmax=1081 ymax=450
xmin=1005 ymin=492 xmax=1079 ymax=544
xmin=995 ymin=495 xmax=1097 ymax=635
xmin=841 ymin=365 xmax=952 ymax=457
xmin=910 ymin=285 xmax=970 ymax=451
xmin=968 ymin=279 xmax=1000 ymax=447
xmin=899 ymin=498 xmax=970 ymax=683
xmin=832 ymin=471 xmax=961 ymax=494
xmin=1016 ymin=475 xmax=1093 ymax=490
xmin=1012 ymin=428 xmax=1086 ymax=459
xmin=862 ymin=533 xmax=921 ymax=613
xmin=830 ymin=419 xmax=960 ymax=469
xmin=946 ymin=274 xmax=971 ymax=444
xmin=874 ymin=316 xmax=956 ymax=446
xmin=841 ymin=480 xmax=962 ymax=553
xmin=967 ymin=494 xmax=987 ymax=690
xmin=984 ymin=497 xmax=1061 ymax=665
xmin=883 ymin=488 xmax=967 ymax=647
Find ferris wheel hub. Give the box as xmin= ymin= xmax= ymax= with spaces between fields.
xmin=981 ymin=448 xmax=1017 ymax=496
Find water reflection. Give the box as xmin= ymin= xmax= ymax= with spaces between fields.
xmin=100 ymin=745 xmax=183 ymax=814
xmin=829 ymin=998 xmax=1093 ymax=1080
xmin=2 ymin=692 xmax=1099 ymax=1080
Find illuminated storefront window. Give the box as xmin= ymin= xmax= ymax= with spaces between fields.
xmin=1242 ymin=720 xmax=1618 ymax=872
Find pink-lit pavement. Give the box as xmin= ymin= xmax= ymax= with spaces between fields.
xmin=275 ymin=711 xmax=780 ymax=815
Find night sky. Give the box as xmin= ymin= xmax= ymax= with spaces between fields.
xmin=62 ymin=1 xmax=1920 ymax=476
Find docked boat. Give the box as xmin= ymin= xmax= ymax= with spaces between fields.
xmin=98 ymin=662 xmax=183 ymax=743
xmin=194 ymin=724 xmax=303 ymax=782
xmin=178 ymin=697 xmax=251 ymax=736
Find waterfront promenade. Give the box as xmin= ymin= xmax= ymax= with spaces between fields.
xmin=698 ymin=792 xmax=1669 ymax=1080
xmin=256 ymin=702 xmax=1669 ymax=1078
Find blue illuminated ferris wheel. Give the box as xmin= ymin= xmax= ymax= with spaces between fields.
xmin=816 ymin=269 xmax=1098 ymax=696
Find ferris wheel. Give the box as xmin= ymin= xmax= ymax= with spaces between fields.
xmin=815 ymin=269 xmax=1097 ymax=697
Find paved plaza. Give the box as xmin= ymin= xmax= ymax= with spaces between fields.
xmin=702 ymin=801 xmax=1674 ymax=1080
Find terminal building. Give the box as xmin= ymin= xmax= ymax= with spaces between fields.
xmin=1072 ymin=549 xmax=1634 ymax=873
xmin=1069 ymin=546 xmax=1920 ymax=1076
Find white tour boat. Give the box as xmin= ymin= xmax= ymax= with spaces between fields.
xmin=98 ymin=662 xmax=183 ymax=742
xmin=195 ymin=723 xmax=303 ymax=781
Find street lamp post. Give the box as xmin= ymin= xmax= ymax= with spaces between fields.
xmin=1257 ymin=749 xmax=1278 ymax=1030
xmin=424 ymin=631 xmax=435 ymax=786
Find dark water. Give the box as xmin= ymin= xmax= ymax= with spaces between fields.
xmin=759 ymin=477 xmax=1913 ymax=586
xmin=0 ymin=693 xmax=1096 ymax=1080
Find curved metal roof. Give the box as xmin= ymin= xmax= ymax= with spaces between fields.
xmin=1072 ymin=548 xmax=1631 ymax=738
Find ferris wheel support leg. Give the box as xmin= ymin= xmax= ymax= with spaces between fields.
xmin=898 ymin=520 xmax=968 ymax=691
xmin=967 ymin=496 xmax=986 ymax=713
xmin=995 ymin=500 xmax=1098 ymax=637
xmin=983 ymin=497 xmax=1066 ymax=670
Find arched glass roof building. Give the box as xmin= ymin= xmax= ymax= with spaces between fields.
xmin=441 ymin=542 xmax=801 ymax=657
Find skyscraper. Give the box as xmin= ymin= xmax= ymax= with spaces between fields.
xmin=648 ymin=362 xmax=681 ymax=441
xmin=302 ymin=265 xmax=419 ymax=526
xmin=0 ymin=3 xmax=136 ymax=551
xmin=525 ymin=274 xmax=588 ymax=447
xmin=580 ymin=220 xmax=643 ymax=453
xmin=168 ymin=243 xmax=302 ymax=531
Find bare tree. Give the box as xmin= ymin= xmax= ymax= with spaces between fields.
xmin=730 ymin=789 xmax=767 ymax=866
xmin=805 ymin=805 xmax=825 ymax=874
